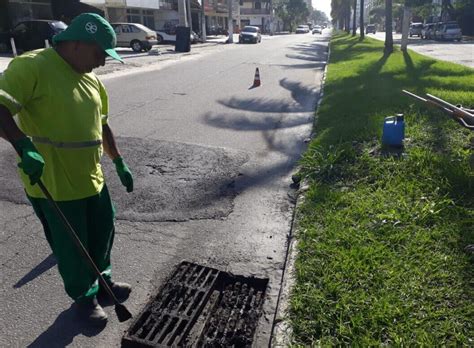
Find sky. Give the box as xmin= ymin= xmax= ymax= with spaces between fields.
xmin=312 ymin=0 xmax=332 ymax=19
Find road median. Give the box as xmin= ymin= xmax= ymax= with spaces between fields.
xmin=287 ymin=33 xmax=473 ymax=345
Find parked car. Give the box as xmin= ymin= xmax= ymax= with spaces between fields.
xmin=155 ymin=28 xmax=199 ymax=44
xmin=432 ymin=22 xmax=444 ymax=40
xmin=111 ymin=23 xmax=157 ymax=52
xmin=421 ymin=23 xmax=435 ymax=39
xmin=366 ymin=24 xmax=376 ymax=34
xmin=435 ymin=21 xmax=462 ymax=41
xmin=295 ymin=25 xmax=310 ymax=34
xmin=10 ymin=20 xmax=67 ymax=52
xmin=239 ymin=26 xmax=261 ymax=43
xmin=409 ymin=22 xmax=423 ymax=37
xmin=312 ymin=25 xmax=322 ymax=34
xmin=207 ymin=25 xmax=228 ymax=36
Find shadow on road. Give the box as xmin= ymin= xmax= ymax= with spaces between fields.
xmin=27 ymin=305 xmax=106 ymax=348
xmin=201 ymin=38 xmax=329 ymax=191
xmin=14 ymin=254 xmax=56 ymax=289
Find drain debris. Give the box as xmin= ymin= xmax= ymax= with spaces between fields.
xmin=122 ymin=262 xmax=268 ymax=347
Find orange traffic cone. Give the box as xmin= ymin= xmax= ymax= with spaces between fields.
xmin=252 ymin=68 xmax=261 ymax=87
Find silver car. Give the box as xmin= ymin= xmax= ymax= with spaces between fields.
xmin=409 ymin=23 xmax=423 ymax=37
xmin=435 ymin=22 xmax=462 ymax=41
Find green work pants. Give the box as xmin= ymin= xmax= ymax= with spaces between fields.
xmin=27 ymin=184 xmax=115 ymax=303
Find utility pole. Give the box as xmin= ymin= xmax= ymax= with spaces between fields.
xmin=227 ymin=0 xmax=234 ymax=43
xmin=201 ymin=7 xmax=207 ymax=41
xmin=186 ymin=0 xmax=193 ymax=31
xmin=178 ymin=0 xmax=188 ymax=26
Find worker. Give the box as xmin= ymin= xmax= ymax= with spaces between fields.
xmin=0 ymin=13 xmax=133 ymax=325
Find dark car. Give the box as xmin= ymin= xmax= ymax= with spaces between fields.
xmin=207 ymin=25 xmax=228 ymax=36
xmin=10 ymin=20 xmax=67 ymax=52
xmin=366 ymin=24 xmax=376 ymax=34
xmin=421 ymin=23 xmax=435 ymax=39
xmin=238 ymin=26 xmax=261 ymax=44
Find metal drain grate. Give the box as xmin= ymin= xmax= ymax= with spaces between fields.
xmin=122 ymin=262 xmax=268 ymax=348
xmin=194 ymin=275 xmax=268 ymax=347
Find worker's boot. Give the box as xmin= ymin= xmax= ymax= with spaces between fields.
xmin=98 ymin=280 xmax=132 ymax=303
xmin=75 ymin=297 xmax=108 ymax=325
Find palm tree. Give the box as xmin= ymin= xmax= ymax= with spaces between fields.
xmin=352 ymin=0 xmax=357 ymax=35
xmin=360 ymin=0 xmax=365 ymax=39
xmin=384 ymin=0 xmax=393 ymax=53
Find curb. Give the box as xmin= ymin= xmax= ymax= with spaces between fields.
xmin=269 ymin=37 xmax=332 ymax=347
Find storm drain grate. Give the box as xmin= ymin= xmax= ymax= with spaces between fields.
xmin=122 ymin=262 xmax=268 ymax=347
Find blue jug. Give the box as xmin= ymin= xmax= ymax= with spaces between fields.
xmin=382 ymin=114 xmax=405 ymax=147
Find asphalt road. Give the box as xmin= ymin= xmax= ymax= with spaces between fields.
xmin=369 ymin=32 xmax=474 ymax=68
xmin=0 ymin=32 xmax=329 ymax=347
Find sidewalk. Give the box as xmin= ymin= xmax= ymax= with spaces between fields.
xmin=0 ymin=33 xmax=287 ymax=75
xmin=0 ymin=35 xmax=232 ymax=75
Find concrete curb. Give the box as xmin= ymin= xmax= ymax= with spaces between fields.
xmin=269 ymin=36 xmax=332 ymax=347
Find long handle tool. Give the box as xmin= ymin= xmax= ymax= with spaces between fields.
xmin=14 ymin=147 xmax=132 ymax=322
xmin=402 ymin=90 xmax=474 ymax=130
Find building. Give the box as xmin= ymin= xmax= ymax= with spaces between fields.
xmin=0 ymin=0 xmax=283 ymax=41
xmin=81 ymin=0 xmax=169 ymax=30
xmin=0 ymin=0 xmax=102 ymax=33
xmin=238 ymin=0 xmax=271 ymax=32
xmin=81 ymin=0 xmax=203 ymax=32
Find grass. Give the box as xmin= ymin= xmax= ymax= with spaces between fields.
xmin=289 ymin=33 xmax=474 ymax=346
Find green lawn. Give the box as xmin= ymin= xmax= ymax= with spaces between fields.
xmin=289 ymin=33 xmax=474 ymax=345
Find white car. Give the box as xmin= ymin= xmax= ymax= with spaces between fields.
xmin=155 ymin=29 xmax=199 ymax=44
xmin=296 ymin=25 xmax=310 ymax=34
xmin=111 ymin=23 xmax=158 ymax=52
xmin=312 ymin=26 xmax=322 ymax=34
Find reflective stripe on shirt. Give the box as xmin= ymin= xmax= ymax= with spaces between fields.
xmin=0 ymin=89 xmax=22 ymax=111
xmin=31 ymin=136 xmax=102 ymax=148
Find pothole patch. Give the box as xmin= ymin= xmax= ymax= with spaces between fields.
xmin=122 ymin=261 xmax=268 ymax=347
xmin=104 ymin=137 xmax=249 ymax=222
xmin=0 ymin=137 xmax=249 ymax=222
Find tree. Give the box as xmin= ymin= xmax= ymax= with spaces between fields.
xmin=287 ymin=0 xmax=310 ymax=29
xmin=384 ymin=0 xmax=393 ymax=53
xmin=352 ymin=0 xmax=357 ymax=35
xmin=400 ymin=0 xmax=430 ymax=51
xmin=441 ymin=0 xmax=454 ymax=21
xmin=311 ymin=9 xmax=329 ymax=24
xmin=369 ymin=6 xmax=385 ymax=27
xmin=360 ymin=0 xmax=365 ymax=38
xmin=454 ymin=0 xmax=474 ymax=35
xmin=274 ymin=0 xmax=310 ymax=31
xmin=332 ymin=0 xmax=352 ymax=30
xmin=400 ymin=5 xmax=410 ymax=51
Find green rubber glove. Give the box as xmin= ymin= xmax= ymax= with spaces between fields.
xmin=113 ymin=157 xmax=133 ymax=193
xmin=14 ymin=137 xmax=45 ymax=185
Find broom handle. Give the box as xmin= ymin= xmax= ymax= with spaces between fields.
xmin=34 ymin=180 xmax=120 ymax=303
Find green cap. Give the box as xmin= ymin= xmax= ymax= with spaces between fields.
xmin=53 ymin=13 xmax=123 ymax=63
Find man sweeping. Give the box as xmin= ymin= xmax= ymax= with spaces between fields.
xmin=0 ymin=13 xmax=133 ymax=325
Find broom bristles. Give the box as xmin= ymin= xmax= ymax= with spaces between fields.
xmin=115 ymin=303 xmax=133 ymax=322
